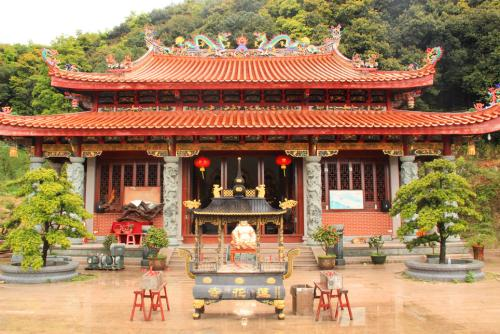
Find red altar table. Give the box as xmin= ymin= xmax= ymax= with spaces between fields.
xmin=111 ymin=221 xmax=153 ymax=245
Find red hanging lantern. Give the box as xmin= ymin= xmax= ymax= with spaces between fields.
xmin=275 ymin=155 xmax=292 ymax=176
xmin=194 ymin=156 xmax=211 ymax=179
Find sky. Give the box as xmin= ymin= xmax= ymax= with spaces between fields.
xmin=0 ymin=0 xmax=181 ymax=45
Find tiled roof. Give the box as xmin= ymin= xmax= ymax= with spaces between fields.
xmin=1 ymin=105 xmax=498 ymax=136
xmin=49 ymin=50 xmax=436 ymax=90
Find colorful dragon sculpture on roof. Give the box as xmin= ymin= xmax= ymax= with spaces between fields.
xmin=141 ymin=25 xmax=342 ymax=57
xmin=175 ymin=33 xmax=232 ymax=55
xmin=425 ymin=47 xmax=443 ymax=66
xmin=41 ymin=48 xmax=79 ymax=72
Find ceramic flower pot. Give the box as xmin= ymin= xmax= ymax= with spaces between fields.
xmin=148 ymin=257 xmax=166 ymax=271
xmin=318 ymin=255 xmax=336 ymax=270
xmin=370 ymin=254 xmax=387 ymax=265
xmin=472 ymin=245 xmax=484 ymax=261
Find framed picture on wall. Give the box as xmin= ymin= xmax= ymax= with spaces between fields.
xmin=329 ymin=190 xmax=364 ymax=210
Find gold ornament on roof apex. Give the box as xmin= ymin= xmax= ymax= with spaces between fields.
xmin=212 ymin=184 xmax=222 ymax=198
xmin=279 ymin=199 xmax=297 ymax=210
xmin=183 ymin=199 xmax=201 ymax=209
xmin=255 ymin=184 xmax=266 ymax=198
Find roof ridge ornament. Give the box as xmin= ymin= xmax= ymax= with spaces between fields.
xmin=324 ymin=24 xmax=342 ymax=51
xmin=142 ymin=25 xmax=343 ymax=58
xmin=352 ymin=53 xmax=379 ymax=69
xmin=424 ymin=46 xmax=443 ymax=67
xmin=475 ymin=84 xmax=499 ymax=111
xmin=41 ymin=48 xmax=79 ymax=74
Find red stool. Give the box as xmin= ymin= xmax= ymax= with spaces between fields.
xmin=143 ymin=282 xmax=170 ymax=321
xmin=335 ymin=289 xmax=353 ymax=320
xmin=113 ymin=225 xmax=122 ymax=243
xmin=130 ymin=290 xmax=147 ymax=321
xmin=147 ymin=290 xmax=165 ymax=321
xmin=314 ymin=281 xmax=335 ymax=321
xmin=125 ymin=224 xmax=136 ymax=245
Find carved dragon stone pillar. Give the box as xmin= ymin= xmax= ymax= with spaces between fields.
xmin=163 ymin=156 xmax=181 ymax=246
xmin=67 ymin=157 xmax=85 ymax=198
xmin=305 ymin=156 xmax=322 ymax=245
xmin=400 ymin=155 xmax=418 ymax=185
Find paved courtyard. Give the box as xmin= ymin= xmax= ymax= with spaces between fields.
xmin=1 ymin=251 xmax=499 ymax=334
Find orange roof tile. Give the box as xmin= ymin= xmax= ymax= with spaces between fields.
xmin=1 ymin=105 xmax=498 ymax=137
xmin=49 ymin=50 xmax=436 ymax=90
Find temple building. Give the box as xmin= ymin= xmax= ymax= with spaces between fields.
xmin=0 ymin=26 xmax=498 ymax=245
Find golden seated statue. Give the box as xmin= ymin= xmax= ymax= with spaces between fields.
xmin=230 ymin=221 xmax=256 ymax=263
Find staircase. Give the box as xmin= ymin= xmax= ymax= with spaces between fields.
xmin=168 ymin=243 xmax=318 ymax=271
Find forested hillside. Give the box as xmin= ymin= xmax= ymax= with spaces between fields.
xmin=0 ymin=0 xmax=499 ymax=115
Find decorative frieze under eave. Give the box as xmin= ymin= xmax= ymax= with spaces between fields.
xmin=37 ymin=140 xmax=456 ymax=159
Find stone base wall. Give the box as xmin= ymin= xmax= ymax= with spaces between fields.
xmin=322 ymin=211 xmax=392 ymax=236
xmin=92 ymin=213 xmax=163 ymax=236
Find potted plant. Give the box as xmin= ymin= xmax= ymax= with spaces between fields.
xmin=311 ymin=225 xmax=339 ymax=269
xmin=405 ymin=232 xmax=440 ymax=262
xmin=466 ymin=231 xmax=496 ymax=261
xmin=368 ymin=235 xmax=386 ymax=264
xmin=142 ymin=227 xmax=169 ymax=270
xmin=425 ymin=240 xmax=440 ymax=261
xmin=103 ymin=234 xmax=117 ymax=254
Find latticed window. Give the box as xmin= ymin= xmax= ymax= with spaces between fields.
xmin=97 ymin=160 xmax=163 ymax=212
xmin=322 ymin=159 xmax=389 ymax=211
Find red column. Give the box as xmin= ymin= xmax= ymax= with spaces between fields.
xmin=442 ymin=136 xmax=452 ymax=156
xmin=34 ymin=137 xmax=43 ymax=157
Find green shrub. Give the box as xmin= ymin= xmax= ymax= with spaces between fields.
xmin=142 ymin=227 xmax=168 ymax=257
xmin=311 ymin=225 xmax=339 ymax=254
xmin=103 ymin=234 xmax=117 ymax=253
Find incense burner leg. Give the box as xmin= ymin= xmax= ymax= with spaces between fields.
xmin=274 ymin=300 xmax=285 ymax=320
xmin=193 ymin=299 xmax=205 ymax=320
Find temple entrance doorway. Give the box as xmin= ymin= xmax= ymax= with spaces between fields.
xmin=182 ymin=153 xmax=304 ymax=243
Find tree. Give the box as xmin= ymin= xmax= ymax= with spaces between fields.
xmin=456 ymin=157 xmax=499 ymax=247
xmin=390 ymin=159 xmax=480 ymax=264
xmin=4 ymin=168 xmax=91 ymax=269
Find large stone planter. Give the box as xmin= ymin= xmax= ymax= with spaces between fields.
xmin=0 ymin=257 xmax=79 ymax=284
xmin=405 ymin=259 xmax=484 ymax=282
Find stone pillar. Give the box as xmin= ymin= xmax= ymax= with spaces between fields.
xmin=389 ymin=157 xmax=401 ymax=238
xmin=67 ymin=157 xmax=85 ymax=198
xmin=304 ymin=156 xmax=322 ymax=245
xmin=84 ymin=157 xmax=96 ymax=234
xmin=442 ymin=155 xmax=455 ymax=162
xmin=163 ymin=156 xmax=181 ymax=246
xmin=29 ymin=157 xmax=45 ymax=171
xmin=400 ymin=155 xmax=418 ymax=185
xmin=48 ymin=161 xmax=63 ymax=174
xmin=400 ymin=155 xmax=418 ymax=241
